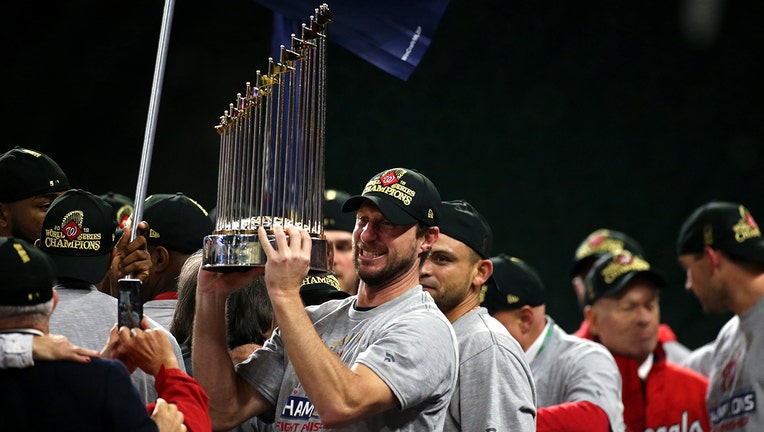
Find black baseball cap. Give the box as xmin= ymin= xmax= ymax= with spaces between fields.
xmin=677 ymin=201 xmax=764 ymax=263
xmin=0 ymin=146 xmax=70 ymax=202
xmin=569 ymin=228 xmax=645 ymax=277
xmin=98 ymin=191 xmax=134 ymax=229
xmin=142 ymin=192 xmax=214 ymax=254
xmin=0 ymin=237 xmax=57 ymax=305
xmin=584 ymin=250 xmax=666 ymax=306
xmin=481 ymin=254 xmax=545 ymax=313
xmin=438 ymin=199 xmax=493 ymax=259
xmin=324 ymin=189 xmax=355 ymax=232
xmin=300 ymin=272 xmax=350 ymax=306
xmin=40 ymin=189 xmax=117 ymax=284
xmin=342 ymin=168 xmax=441 ymax=226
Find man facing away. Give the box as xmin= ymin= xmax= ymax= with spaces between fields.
xmin=192 ymin=167 xmax=458 ymax=431
xmin=676 ymin=201 xmax=764 ymax=431
xmin=0 ymin=236 xmax=171 ymax=431
xmin=39 ymin=189 xmax=186 ymax=405
xmin=482 ymin=254 xmax=625 ymax=432
xmin=140 ymin=192 xmax=214 ymax=329
xmin=418 ymin=199 xmax=537 ymax=431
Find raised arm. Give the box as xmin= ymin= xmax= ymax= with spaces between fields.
xmin=257 ymin=225 xmax=397 ymax=428
xmin=193 ymin=261 xmax=272 ymax=430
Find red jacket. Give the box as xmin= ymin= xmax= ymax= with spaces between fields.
xmin=579 ymin=326 xmax=710 ymax=432
xmin=145 ymin=366 xmax=212 ymax=432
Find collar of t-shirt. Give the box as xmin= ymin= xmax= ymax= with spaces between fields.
xmin=525 ymin=319 xmax=552 ymax=364
xmin=638 ymin=352 xmax=654 ymax=380
xmin=0 ymin=328 xmax=44 ymax=336
xmin=153 ymin=292 xmax=178 ymax=300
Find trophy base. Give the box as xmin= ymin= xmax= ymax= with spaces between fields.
xmin=202 ymin=232 xmax=328 ymax=273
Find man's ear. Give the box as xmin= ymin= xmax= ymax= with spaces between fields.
xmin=422 ymin=226 xmax=439 ymax=253
xmin=519 ymin=306 xmax=536 ymax=333
xmin=584 ymin=304 xmax=599 ymax=335
xmin=474 ymin=258 xmax=493 ymax=288
xmin=152 ymin=246 xmax=171 ymax=273
xmin=51 ymin=289 xmax=59 ymax=316
xmin=705 ymin=245 xmax=721 ymax=268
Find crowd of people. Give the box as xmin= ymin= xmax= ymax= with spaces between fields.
xmin=1 ymin=145 xmax=763 ymax=431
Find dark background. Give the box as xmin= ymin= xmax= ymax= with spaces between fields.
xmin=6 ymin=1 xmax=762 ymax=348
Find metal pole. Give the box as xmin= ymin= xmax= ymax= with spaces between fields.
xmin=119 ymin=0 xmax=175 ymax=329
xmin=131 ymin=0 xmax=176 ymax=240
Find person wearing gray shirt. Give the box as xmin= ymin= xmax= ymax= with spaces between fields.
xmin=677 ymin=201 xmax=764 ymax=431
xmin=419 ymin=200 xmax=537 ymax=431
xmin=483 ymin=254 xmax=625 ymax=432
xmin=193 ymin=167 xmax=459 ymax=431
xmin=39 ymin=189 xmax=185 ymax=405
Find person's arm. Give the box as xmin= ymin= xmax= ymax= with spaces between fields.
xmin=0 ymin=333 xmax=99 ymax=369
xmin=537 ymin=402 xmax=610 ymax=432
xmin=119 ymin=322 xmax=211 ymax=432
xmin=256 ymin=225 xmax=397 ymax=428
xmin=193 ymin=260 xmax=272 ymax=430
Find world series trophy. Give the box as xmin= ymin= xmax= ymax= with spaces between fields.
xmin=203 ymin=4 xmax=333 ymax=272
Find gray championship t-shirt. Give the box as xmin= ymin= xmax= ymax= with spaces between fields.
xmin=49 ymin=284 xmax=186 ymax=405
xmin=236 ymin=286 xmax=458 ymax=431
xmin=445 ymin=307 xmax=537 ymax=431
xmin=531 ymin=318 xmax=625 ymax=432
xmin=706 ymin=295 xmax=764 ymax=431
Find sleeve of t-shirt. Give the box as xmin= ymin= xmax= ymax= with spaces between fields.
xmin=537 ymin=401 xmax=610 ymax=432
xmin=0 ymin=333 xmax=34 ymax=369
xmin=145 ymin=365 xmax=211 ymax=432
xmin=355 ymin=310 xmax=458 ymax=410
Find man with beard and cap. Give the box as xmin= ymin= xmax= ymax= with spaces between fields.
xmin=419 ymin=199 xmax=537 ymax=431
xmin=192 ymin=167 xmax=458 ymax=431
xmin=677 ymin=201 xmax=764 ymax=431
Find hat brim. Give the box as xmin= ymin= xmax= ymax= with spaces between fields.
xmin=47 ymin=253 xmax=110 ymax=285
xmin=301 ymin=287 xmax=351 ymax=306
xmin=600 ymin=269 xmax=666 ymax=300
xmin=341 ymin=195 xmax=418 ymax=226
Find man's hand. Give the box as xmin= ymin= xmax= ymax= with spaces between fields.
xmin=151 ymin=398 xmax=187 ymax=432
xmin=97 ymin=221 xmax=151 ymax=297
xmin=32 ymin=334 xmax=99 ymax=363
xmin=100 ymin=324 xmax=132 ymax=371
xmin=118 ymin=317 xmax=179 ymax=376
xmin=258 ymin=225 xmax=311 ymax=301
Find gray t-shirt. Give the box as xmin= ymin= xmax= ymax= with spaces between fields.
xmin=236 ymin=286 xmax=458 ymax=431
xmin=531 ymin=318 xmax=625 ymax=432
xmin=445 ymin=307 xmax=536 ymax=432
xmin=706 ymin=295 xmax=764 ymax=431
xmin=49 ymin=284 xmax=186 ymax=405
xmin=143 ymin=298 xmax=177 ymax=330
xmin=682 ymin=340 xmax=715 ymax=377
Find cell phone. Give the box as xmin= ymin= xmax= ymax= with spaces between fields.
xmin=117 ymin=278 xmax=144 ymax=329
